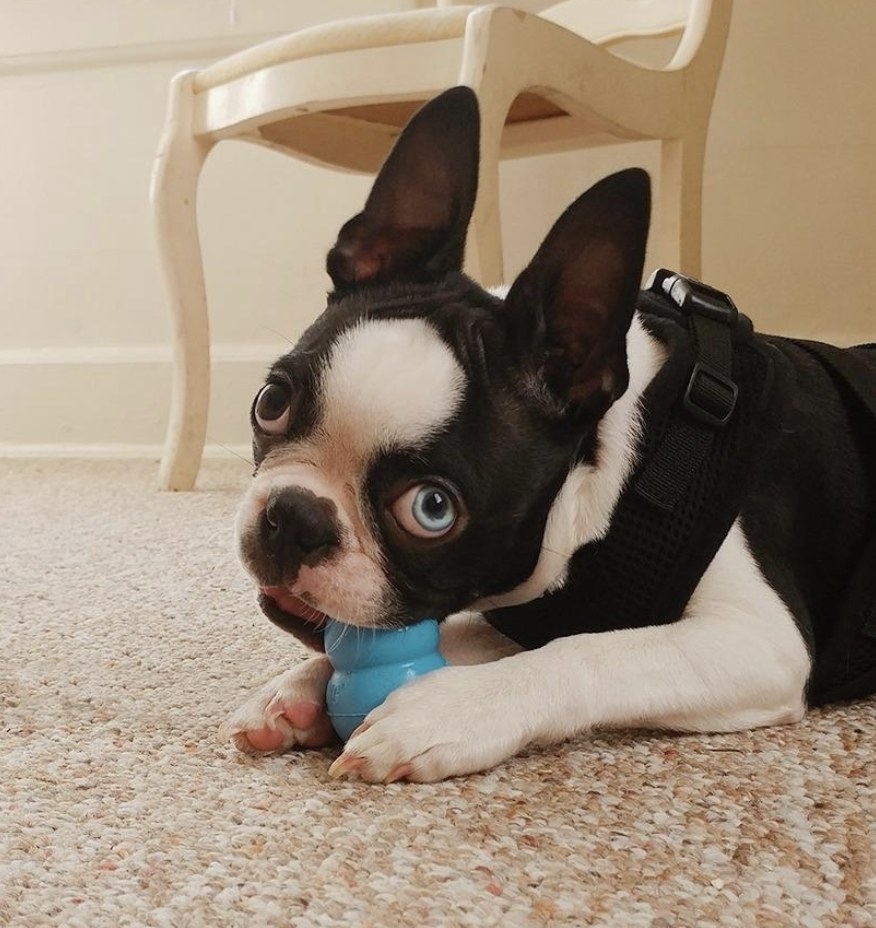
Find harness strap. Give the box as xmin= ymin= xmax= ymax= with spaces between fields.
xmin=488 ymin=270 xmax=790 ymax=648
xmin=634 ymin=270 xmax=740 ymax=512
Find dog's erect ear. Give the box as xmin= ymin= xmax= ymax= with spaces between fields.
xmin=505 ymin=168 xmax=651 ymax=419
xmin=326 ymin=86 xmax=480 ymax=291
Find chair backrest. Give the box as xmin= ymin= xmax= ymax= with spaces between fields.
xmin=541 ymin=0 xmax=713 ymax=68
xmin=435 ymin=0 xmax=715 ymax=70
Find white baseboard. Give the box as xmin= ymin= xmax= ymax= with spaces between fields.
xmin=0 ymin=343 xmax=283 ymax=365
xmin=0 ymin=442 xmax=253 ymax=462
xmin=2 ymin=344 xmax=281 ymax=450
xmin=5 ymin=332 xmax=870 ymax=455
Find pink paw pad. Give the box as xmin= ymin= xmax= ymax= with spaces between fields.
xmin=242 ymin=698 xmax=336 ymax=752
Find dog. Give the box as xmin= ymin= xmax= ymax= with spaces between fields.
xmin=221 ymin=87 xmax=876 ymax=783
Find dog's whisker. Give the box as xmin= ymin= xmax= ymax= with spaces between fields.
xmin=258 ymin=325 xmax=296 ymax=347
xmin=205 ymin=438 xmax=254 ymax=469
xmin=337 ymin=620 xmax=355 ymax=650
xmin=540 ymin=545 xmax=572 ymax=561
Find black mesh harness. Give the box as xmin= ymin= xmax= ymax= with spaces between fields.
xmin=487 ymin=270 xmax=876 ymax=703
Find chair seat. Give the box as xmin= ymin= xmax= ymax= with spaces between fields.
xmin=194 ymin=7 xmax=476 ymax=93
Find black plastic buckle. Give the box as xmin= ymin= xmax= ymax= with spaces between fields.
xmin=683 ymin=362 xmax=739 ymax=427
xmin=647 ymin=269 xmax=739 ymax=326
xmin=647 ymin=269 xmax=740 ymax=427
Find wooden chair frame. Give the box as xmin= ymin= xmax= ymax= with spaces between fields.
xmin=151 ymin=1 xmax=733 ymax=489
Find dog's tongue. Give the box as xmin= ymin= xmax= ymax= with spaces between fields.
xmin=262 ymin=586 xmax=329 ymax=625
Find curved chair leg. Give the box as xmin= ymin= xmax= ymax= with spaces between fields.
xmin=656 ymin=133 xmax=706 ymax=278
xmin=459 ymin=7 xmax=526 ymax=289
xmin=150 ymin=72 xmax=213 ymax=491
xmin=466 ymin=88 xmax=510 ymax=287
xmin=466 ymin=137 xmax=505 ymax=287
xmin=466 ymin=115 xmax=506 ymax=288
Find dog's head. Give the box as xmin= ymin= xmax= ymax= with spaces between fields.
xmin=236 ymin=87 xmax=650 ymax=649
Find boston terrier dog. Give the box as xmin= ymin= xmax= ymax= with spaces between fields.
xmin=222 ymin=87 xmax=876 ymax=783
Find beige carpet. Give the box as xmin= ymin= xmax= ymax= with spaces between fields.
xmin=2 ymin=458 xmax=874 ymax=927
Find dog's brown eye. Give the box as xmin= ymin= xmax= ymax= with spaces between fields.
xmin=254 ymin=383 xmax=291 ymax=435
xmin=391 ymin=484 xmax=457 ymax=539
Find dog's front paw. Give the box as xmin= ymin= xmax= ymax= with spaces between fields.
xmin=219 ymin=656 xmax=337 ymax=753
xmin=328 ymin=664 xmax=530 ymax=783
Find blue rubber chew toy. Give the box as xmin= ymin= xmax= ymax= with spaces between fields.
xmin=324 ymin=617 xmax=447 ymax=741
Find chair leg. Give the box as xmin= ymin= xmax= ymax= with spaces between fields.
xmin=656 ymin=134 xmax=706 ymax=279
xmin=459 ymin=8 xmax=524 ymax=289
xmin=150 ymin=72 xmax=213 ymax=491
xmin=466 ymin=127 xmax=505 ymax=288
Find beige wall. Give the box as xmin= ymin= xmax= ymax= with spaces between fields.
xmin=1 ymin=0 xmax=874 ymax=456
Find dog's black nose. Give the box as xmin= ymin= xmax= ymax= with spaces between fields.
xmin=262 ymin=486 xmax=341 ymax=570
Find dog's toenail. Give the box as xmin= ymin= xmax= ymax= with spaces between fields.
xmin=385 ymin=763 xmax=415 ymax=783
xmin=328 ymin=753 xmax=364 ymax=778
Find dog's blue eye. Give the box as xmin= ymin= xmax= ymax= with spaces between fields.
xmin=391 ymin=483 xmax=458 ymax=539
xmin=412 ymin=487 xmax=454 ymax=531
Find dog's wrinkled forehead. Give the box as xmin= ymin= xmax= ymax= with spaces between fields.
xmin=320 ymin=317 xmax=465 ymax=457
xmin=259 ymin=310 xmax=467 ymax=470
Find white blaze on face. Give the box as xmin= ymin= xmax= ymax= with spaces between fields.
xmin=320 ymin=318 xmax=466 ymax=461
xmin=236 ymin=317 xmax=467 ymax=626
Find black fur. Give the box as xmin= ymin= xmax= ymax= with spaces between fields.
xmin=739 ymin=338 xmax=876 ymax=703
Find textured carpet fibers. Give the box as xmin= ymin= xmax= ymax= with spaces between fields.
xmin=1 ymin=459 xmax=875 ymax=927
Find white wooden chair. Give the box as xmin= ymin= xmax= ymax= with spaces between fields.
xmin=151 ymin=0 xmax=733 ymax=490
